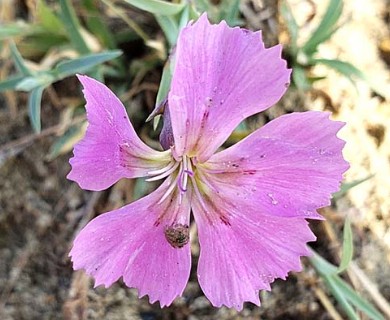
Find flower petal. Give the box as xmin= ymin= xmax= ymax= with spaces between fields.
xmin=69 ymin=180 xmax=192 ymax=307
xmin=168 ymin=14 xmax=291 ymax=162
xmin=201 ymin=111 xmax=349 ymax=220
xmin=67 ymin=75 xmax=171 ymax=191
xmin=192 ymin=187 xmax=315 ymax=310
xmin=190 ymin=111 xmax=348 ymax=308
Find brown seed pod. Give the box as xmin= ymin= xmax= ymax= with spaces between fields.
xmin=164 ymin=224 xmax=189 ymax=248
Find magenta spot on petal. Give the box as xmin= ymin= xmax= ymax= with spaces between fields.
xmin=220 ymin=215 xmax=231 ymax=226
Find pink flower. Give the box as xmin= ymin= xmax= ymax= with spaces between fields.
xmin=68 ymin=15 xmax=349 ymax=310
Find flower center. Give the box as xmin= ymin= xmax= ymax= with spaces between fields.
xmin=145 ymin=155 xmax=194 ymax=204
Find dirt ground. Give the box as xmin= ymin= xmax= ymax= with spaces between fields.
xmin=1 ymin=0 xmax=390 ymax=319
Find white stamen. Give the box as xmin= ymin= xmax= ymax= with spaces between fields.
xmin=186 ymin=157 xmax=194 ymax=175
xmin=148 ymin=155 xmax=195 ymax=205
xmin=181 ymin=155 xmax=189 ymax=193
xmin=147 ymin=160 xmax=176 ymax=176
xmin=158 ymin=170 xmax=181 ymax=204
xmin=146 ymin=161 xmax=180 ymax=182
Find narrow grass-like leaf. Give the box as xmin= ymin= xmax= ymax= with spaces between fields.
xmin=0 ymin=24 xmax=26 ymax=39
xmin=9 ymin=41 xmax=33 ymax=76
xmin=332 ymin=174 xmax=374 ymax=200
xmin=311 ymin=250 xmax=385 ymax=320
xmin=28 ymin=86 xmax=45 ymax=132
xmin=0 ymin=23 xmax=39 ymax=39
xmin=193 ymin=0 xmax=211 ymax=12
xmin=82 ymin=0 xmax=116 ymax=49
xmin=122 ymin=0 xmax=185 ymax=15
xmin=314 ymin=58 xmax=366 ymax=81
xmin=54 ymin=50 xmax=122 ymax=78
xmin=219 ymin=0 xmax=242 ymax=26
xmin=188 ymin=2 xmax=201 ymax=20
xmin=280 ymin=0 xmax=299 ymax=49
xmin=156 ymin=61 xmax=173 ymax=108
xmin=100 ymin=0 xmax=150 ymax=43
xmin=302 ymin=0 xmax=343 ymax=55
xmin=292 ymin=64 xmax=311 ymax=90
xmin=82 ymin=1 xmax=125 ymax=74
xmin=325 ymin=275 xmax=360 ymax=320
xmin=153 ymin=115 xmax=162 ymax=131
xmin=337 ymin=217 xmax=353 ymax=273
xmin=154 ymin=14 xmax=179 ymax=47
xmin=178 ymin=4 xmax=191 ymax=31
xmin=313 ymin=58 xmax=387 ymax=97
xmin=332 ymin=276 xmax=385 ymax=320
xmin=309 ymin=249 xmax=338 ymax=276
xmin=16 ymin=73 xmax=54 ymax=91
xmin=37 ymin=0 xmax=64 ymax=31
xmin=146 ymin=60 xmax=172 ymax=128
xmin=18 ymin=32 xmax=68 ymax=58
xmin=60 ymin=0 xmax=90 ymax=54
xmin=0 ymin=75 xmax=25 ymax=92
xmin=307 ymin=76 xmax=327 ymax=83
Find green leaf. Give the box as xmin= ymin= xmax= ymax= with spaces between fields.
xmin=9 ymin=41 xmax=33 ymax=76
xmin=156 ymin=61 xmax=173 ymax=108
xmin=218 ymin=0 xmax=242 ymax=26
xmin=337 ymin=217 xmax=353 ymax=273
xmin=312 ymin=58 xmax=386 ymax=97
xmin=146 ymin=60 xmax=172 ymax=128
xmin=307 ymin=75 xmax=327 ymax=83
xmin=310 ymin=250 xmax=385 ymax=320
xmin=81 ymin=0 xmax=117 ymax=49
xmin=60 ymin=0 xmax=90 ymax=54
xmin=332 ymin=174 xmax=374 ymax=200
xmin=0 ymin=75 xmax=25 ymax=92
xmin=100 ymin=0 xmax=150 ymax=43
xmin=292 ymin=64 xmax=311 ymax=90
xmin=37 ymin=0 xmax=65 ymax=31
xmin=280 ymin=0 xmax=299 ymax=49
xmin=28 ymin=86 xmax=45 ymax=132
xmin=154 ymin=14 xmax=179 ymax=47
xmin=122 ymin=0 xmax=185 ymax=15
xmin=193 ymin=0 xmax=210 ymax=10
xmin=54 ymin=50 xmax=122 ymax=78
xmin=332 ymin=275 xmax=385 ymax=320
xmin=178 ymin=4 xmax=191 ymax=31
xmin=309 ymin=249 xmax=338 ymax=276
xmin=0 ymin=22 xmax=40 ymax=40
xmin=302 ymin=0 xmax=343 ymax=55
xmin=18 ymin=32 xmax=68 ymax=58
xmin=16 ymin=73 xmax=54 ymax=91
xmin=314 ymin=58 xmax=366 ymax=80
xmin=325 ymin=275 xmax=360 ymax=320
xmin=153 ymin=114 xmax=162 ymax=131
xmin=188 ymin=2 xmax=201 ymax=20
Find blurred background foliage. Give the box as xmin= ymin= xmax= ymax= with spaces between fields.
xmin=0 ymin=0 xmax=389 ymax=319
